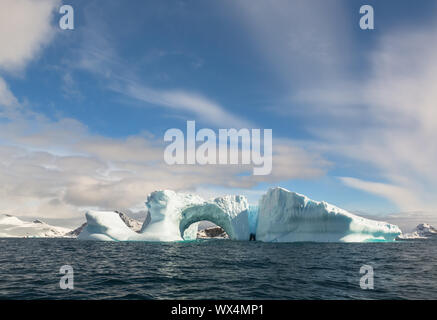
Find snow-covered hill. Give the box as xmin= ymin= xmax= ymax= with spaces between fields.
xmin=397 ymin=223 xmax=437 ymax=240
xmin=0 ymin=214 xmax=72 ymax=238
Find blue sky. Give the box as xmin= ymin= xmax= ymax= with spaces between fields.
xmin=1 ymin=0 xmax=437 ymax=226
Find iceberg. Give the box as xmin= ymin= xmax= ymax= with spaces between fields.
xmin=256 ymin=188 xmax=401 ymax=242
xmin=78 ymin=190 xmax=250 ymax=241
xmin=77 ymin=211 xmax=138 ymax=241
xmin=77 ymin=187 xmax=402 ymax=242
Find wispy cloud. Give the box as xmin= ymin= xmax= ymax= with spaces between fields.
xmin=230 ymin=0 xmax=352 ymax=87
xmin=122 ymin=83 xmax=249 ymax=128
xmin=233 ymin=0 xmax=437 ymax=212
xmin=290 ymin=25 xmax=437 ymax=211
xmin=74 ymin=20 xmax=249 ymax=128
xmin=340 ymin=177 xmax=421 ymax=211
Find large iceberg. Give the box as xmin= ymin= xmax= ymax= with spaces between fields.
xmin=256 ymin=188 xmax=401 ymax=242
xmin=77 ymin=187 xmax=402 ymax=242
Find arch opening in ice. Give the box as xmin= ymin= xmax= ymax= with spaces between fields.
xmin=180 ymin=204 xmax=235 ymax=240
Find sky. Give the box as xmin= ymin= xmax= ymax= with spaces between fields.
xmin=0 ymin=0 xmax=437 ymax=230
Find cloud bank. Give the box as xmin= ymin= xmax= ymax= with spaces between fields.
xmin=0 ymin=113 xmax=327 ymax=219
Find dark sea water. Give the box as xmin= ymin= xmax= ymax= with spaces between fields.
xmin=0 ymin=238 xmax=436 ymax=300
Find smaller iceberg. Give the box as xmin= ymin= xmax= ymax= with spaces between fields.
xmin=77 ymin=211 xmax=137 ymax=241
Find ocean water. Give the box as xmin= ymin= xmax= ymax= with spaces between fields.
xmin=0 ymin=238 xmax=436 ymax=300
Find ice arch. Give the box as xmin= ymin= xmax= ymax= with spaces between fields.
xmin=180 ymin=204 xmax=234 ymax=239
xmin=179 ymin=195 xmax=250 ymax=240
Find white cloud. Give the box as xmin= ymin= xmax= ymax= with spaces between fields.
xmin=0 ymin=0 xmax=60 ymax=72
xmin=0 ymin=0 xmax=59 ymax=116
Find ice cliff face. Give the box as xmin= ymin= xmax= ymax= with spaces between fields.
xmin=77 ymin=187 xmax=402 ymax=242
xmin=256 ymin=188 xmax=401 ymax=242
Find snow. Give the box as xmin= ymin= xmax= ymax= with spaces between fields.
xmin=256 ymin=187 xmax=401 ymax=242
xmin=396 ymin=223 xmax=437 ymax=240
xmin=0 ymin=214 xmax=71 ymax=238
xmin=77 ymin=187 xmax=402 ymax=243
